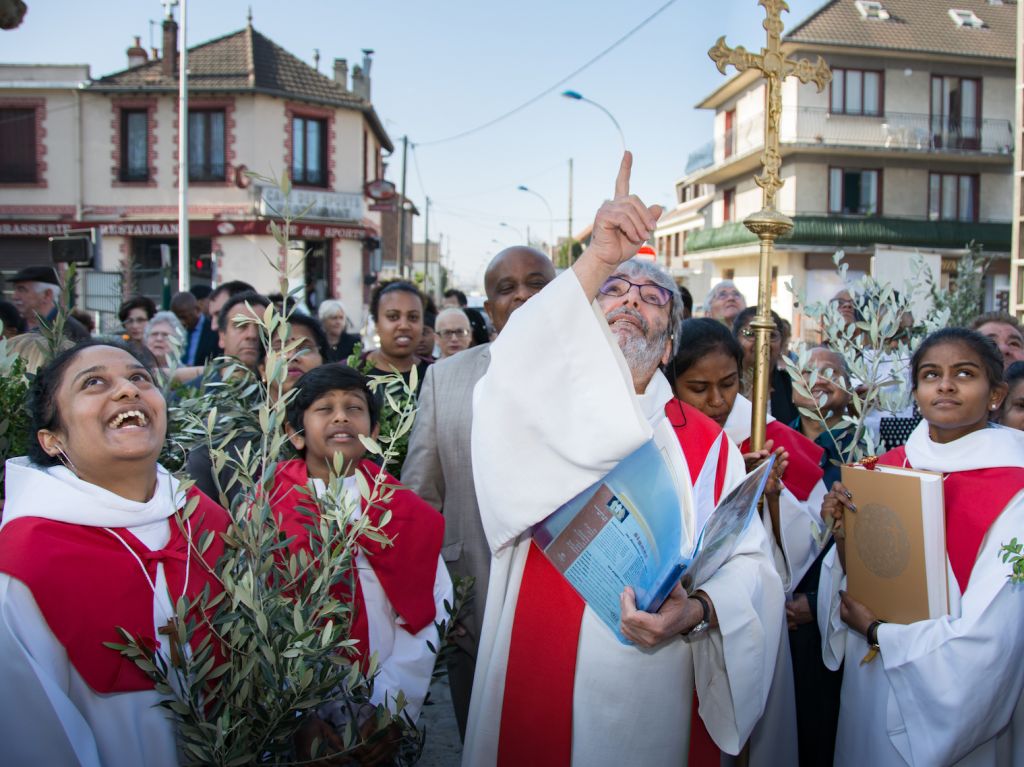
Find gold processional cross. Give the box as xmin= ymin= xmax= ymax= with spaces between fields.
xmin=708 ymin=0 xmax=831 ymax=451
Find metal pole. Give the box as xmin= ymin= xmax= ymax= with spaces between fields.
xmin=567 ymin=158 xmax=574 ymax=266
xmin=397 ymin=136 xmax=409 ymax=279
xmin=177 ymin=0 xmax=190 ymax=292
xmin=423 ymin=196 xmax=430 ymax=296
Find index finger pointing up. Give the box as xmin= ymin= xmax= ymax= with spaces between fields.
xmin=614 ymin=150 xmax=633 ymax=199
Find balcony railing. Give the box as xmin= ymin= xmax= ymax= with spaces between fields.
xmin=684 ymin=107 xmax=1014 ymax=175
xmin=684 ymin=214 xmax=1011 ymax=254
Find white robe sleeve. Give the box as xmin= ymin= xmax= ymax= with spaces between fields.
xmin=877 ymin=498 xmax=1024 ymax=765
xmin=692 ymin=443 xmax=787 ymax=753
xmin=369 ymin=555 xmax=454 ymax=723
xmin=764 ymin=480 xmax=828 ymax=592
xmin=817 ymin=543 xmax=847 ymax=670
xmin=471 ymin=269 xmax=651 ymax=552
xmin=0 ymin=574 xmax=103 ymax=767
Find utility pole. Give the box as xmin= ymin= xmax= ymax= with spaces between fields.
xmin=567 ymin=157 xmax=574 ymax=266
xmin=176 ymin=0 xmax=190 ymax=291
xmin=423 ymin=196 xmax=430 ymax=297
xmin=397 ymin=136 xmax=409 ymax=279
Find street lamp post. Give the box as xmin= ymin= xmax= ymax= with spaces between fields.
xmin=561 ymin=90 xmax=627 ymax=153
xmin=517 ymin=185 xmax=554 ymax=260
xmin=499 ymin=221 xmax=525 ymax=242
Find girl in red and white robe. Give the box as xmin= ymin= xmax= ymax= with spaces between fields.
xmin=820 ymin=327 xmax=1024 ymax=766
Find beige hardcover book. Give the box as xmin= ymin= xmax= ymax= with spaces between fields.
xmin=840 ymin=464 xmax=948 ymax=624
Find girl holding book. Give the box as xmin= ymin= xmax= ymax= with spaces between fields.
xmin=820 ymin=327 xmax=1024 ymax=766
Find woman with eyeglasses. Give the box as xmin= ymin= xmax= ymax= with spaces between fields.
xmin=117 ymin=296 xmax=156 ymax=355
xmin=733 ymin=306 xmax=800 ymax=426
xmin=704 ymin=280 xmax=747 ymax=326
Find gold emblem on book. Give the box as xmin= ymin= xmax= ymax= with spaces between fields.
xmin=853 ymin=502 xmax=911 ymax=578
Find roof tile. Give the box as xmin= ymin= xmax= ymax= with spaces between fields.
xmin=786 ymin=0 xmax=1016 ymax=60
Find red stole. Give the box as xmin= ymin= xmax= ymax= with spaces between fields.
xmin=0 ymin=488 xmax=228 ymax=694
xmin=498 ymin=401 xmax=730 ymax=767
xmin=269 ymin=459 xmax=444 ymax=663
xmin=876 ymin=448 xmax=1024 ymax=594
xmin=740 ymin=420 xmax=825 ymax=502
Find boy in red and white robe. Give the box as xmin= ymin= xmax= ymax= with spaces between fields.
xmin=272 ymin=364 xmax=451 ymax=724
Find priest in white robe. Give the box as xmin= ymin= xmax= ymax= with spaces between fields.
xmin=462 ymin=153 xmax=785 ymax=767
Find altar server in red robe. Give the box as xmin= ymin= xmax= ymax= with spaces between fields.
xmin=821 ymin=327 xmax=1024 ymax=766
xmin=271 ymin=364 xmax=451 ymax=749
xmin=0 ymin=341 xmax=228 ymax=767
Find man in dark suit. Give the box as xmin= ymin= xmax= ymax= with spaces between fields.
xmin=402 ymin=247 xmax=555 ymax=739
xmin=171 ymin=290 xmax=219 ymax=366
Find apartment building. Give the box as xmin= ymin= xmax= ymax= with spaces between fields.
xmin=0 ymin=12 xmax=392 ymax=329
xmin=657 ymin=0 xmax=1015 ymax=331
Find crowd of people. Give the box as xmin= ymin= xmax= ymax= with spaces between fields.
xmin=0 ymin=152 xmax=1023 ymax=766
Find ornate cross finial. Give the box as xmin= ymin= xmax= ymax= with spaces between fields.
xmin=708 ymin=0 xmax=831 ymax=210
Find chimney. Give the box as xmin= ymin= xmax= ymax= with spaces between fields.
xmin=358 ymin=49 xmax=374 ymax=100
xmin=333 ymin=58 xmax=348 ymax=90
xmin=161 ymin=16 xmax=178 ymax=78
xmin=351 ymin=66 xmax=366 ymax=99
xmin=127 ymin=35 xmax=148 ymax=69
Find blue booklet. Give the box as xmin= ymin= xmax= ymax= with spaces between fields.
xmin=533 ymin=440 xmax=774 ymax=642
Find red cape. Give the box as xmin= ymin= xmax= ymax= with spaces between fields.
xmin=0 ymin=488 xmax=228 ymax=694
xmin=877 ymin=448 xmax=1024 ymax=594
xmin=269 ymin=459 xmax=444 ymax=661
xmin=499 ymin=401 xmax=730 ymax=767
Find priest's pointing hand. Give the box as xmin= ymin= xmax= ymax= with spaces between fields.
xmin=573 ymin=151 xmax=664 ymax=301
xmin=620 ymin=583 xmax=714 ymax=648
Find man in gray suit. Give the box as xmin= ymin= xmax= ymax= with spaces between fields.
xmin=402 ymin=247 xmax=555 ymax=738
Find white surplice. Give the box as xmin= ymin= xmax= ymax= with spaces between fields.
xmin=313 ymin=476 xmax=452 ymax=722
xmin=0 ymin=458 xmax=188 ymax=767
xmin=724 ymin=394 xmax=828 ymax=593
xmin=819 ymin=422 xmax=1024 ymax=766
xmin=462 ymin=269 xmax=785 ymax=766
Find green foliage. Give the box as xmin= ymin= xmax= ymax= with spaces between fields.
xmin=110 ymin=183 xmax=456 ymax=764
xmin=784 ymin=252 xmax=948 ymax=543
xmin=923 ymin=241 xmax=990 ymax=328
xmin=1001 ymin=538 xmax=1024 ymax=585
xmin=0 ymin=342 xmax=29 ymax=497
xmin=346 ymin=343 xmax=418 ymax=478
xmin=556 ymin=240 xmax=583 ymax=269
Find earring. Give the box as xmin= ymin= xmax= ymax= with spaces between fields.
xmin=991 ymin=404 xmax=999 ymax=410
xmin=55 ymin=445 xmax=79 ymax=476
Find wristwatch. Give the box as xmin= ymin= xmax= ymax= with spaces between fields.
xmin=682 ymin=594 xmax=711 ymax=640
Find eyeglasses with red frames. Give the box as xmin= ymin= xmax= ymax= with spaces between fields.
xmin=598 ymin=276 xmax=672 ymax=307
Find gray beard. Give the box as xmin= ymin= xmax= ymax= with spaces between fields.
xmin=618 ymin=331 xmax=665 ymax=389
xmin=605 ymin=307 xmax=669 ymax=390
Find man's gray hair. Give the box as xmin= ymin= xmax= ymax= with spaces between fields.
xmin=31 ymin=282 xmax=62 ymax=299
xmin=436 ymin=306 xmax=469 ymax=324
xmin=703 ymin=280 xmax=740 ymax=313
xmin=145 ymin=311 xmax=186 ymax=343
xmin=614 ymin=258 xmax=685 ymax=353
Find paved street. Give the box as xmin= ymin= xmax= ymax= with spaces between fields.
xmin=417 ymin=674 xmax=462 ymax=767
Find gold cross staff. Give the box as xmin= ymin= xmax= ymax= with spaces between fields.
xmin=708 ymin=0 xmax=831 ymax=453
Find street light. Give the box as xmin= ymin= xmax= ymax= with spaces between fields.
xmin=499 ymin=221 xmax=526 ymax=242
xmin=517 ymin=185 xmax=554 ymax=259
xmin=561 ymin=90 xmax=627 ymax=153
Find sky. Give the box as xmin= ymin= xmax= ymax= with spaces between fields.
xmin=3 ymin=0 xmax=823 ymax=290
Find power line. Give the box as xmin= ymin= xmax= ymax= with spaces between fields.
xmin=414 ymin=0 xmax=679 ymax=148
